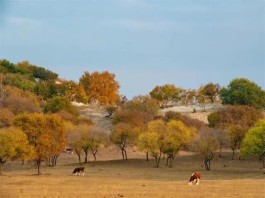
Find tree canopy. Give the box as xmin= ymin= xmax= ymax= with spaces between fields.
xmin=14 ymin=113 xmax=66 ymax=174
xmin=220 ymin=78 xmax=265 ymax=109
xmin=241 ymin=119 xmax=265 ymax=169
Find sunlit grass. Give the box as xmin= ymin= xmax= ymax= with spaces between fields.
xmin=0 ymin=150 xmax=264 ymax=197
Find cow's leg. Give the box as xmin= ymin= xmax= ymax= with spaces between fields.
xmin=196 ymin=179 xmax=200 ymax=185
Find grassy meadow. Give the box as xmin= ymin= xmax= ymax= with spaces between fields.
xmin=0 ymin=148 xmax=264 ymax=198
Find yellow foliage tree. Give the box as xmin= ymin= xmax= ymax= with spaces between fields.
xmin=14 ymin=113 xmax=66 ymax=174
xmin=0 ymin=127 xmax=33 ymax=175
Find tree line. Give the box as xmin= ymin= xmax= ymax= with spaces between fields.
xmin=0 ymin=59 xmax=264 ymax=175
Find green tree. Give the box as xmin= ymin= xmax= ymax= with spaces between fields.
xmin=241 ymin=119 xmax=265 ymax=170
xmin=220 ymin=78 xmax=265 ymax=109
xmin=14 ymin=113 xmax=66 ymax=175
xmin=44 ymin=96 xmax=79 ymax=116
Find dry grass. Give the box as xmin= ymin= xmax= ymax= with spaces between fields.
xmin=0 ymin=149 xmax=264 ymax=198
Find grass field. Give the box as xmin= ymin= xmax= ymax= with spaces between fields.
xmin=0 ymin=149 xmax=264 ymax=198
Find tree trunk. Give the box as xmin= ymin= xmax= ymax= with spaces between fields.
xmin=77 ymin=153 xmax=81 ymax=164
xmin=146 ymin=152 xmax=149 ymax=161
xmin=121 ymin=150 xmax=125 ymax=160
xmin=84 ymin=149 xmax=89 ymax=163
xmin=92 ymin=152 xmax=97 ymax=166
xmin=155 ymin=156 xmax=161 ymax=168
xmin=124 ymin=149 xmax=127 ymax=160
xmin=262 ymin=154 xmax=265 ymax=169
xmin=36 ymin=159 xmax=41 ymax=175
xmin=166 ymin=155 xmax=173 ymax=168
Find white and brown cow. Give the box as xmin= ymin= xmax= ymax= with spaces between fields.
xmin=188 ymin=172 xmax=201 ymax=185
xmin=72 ymin=167 xmax=85 ymax=176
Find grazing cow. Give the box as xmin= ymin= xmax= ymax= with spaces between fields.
xmin=188 ymin=172 xmax=201 ymax=185
xmin=72 ymin=167 xmax=85 ymax=176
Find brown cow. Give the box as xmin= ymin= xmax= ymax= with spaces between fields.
xmin=188 ymin=172 xmax=201 ymax=185
xmin=72 ymin=167 xmax=85 ymax=176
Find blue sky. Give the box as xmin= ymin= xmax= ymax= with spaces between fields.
xmin=1 ymin=0 xmax=264 ymax=98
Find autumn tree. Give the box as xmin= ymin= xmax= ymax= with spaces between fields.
xmin=0 ymin=108 xmax=15 ymax=128
xmin=85 ymin=127 xmax=106 ymax=166
xmin=198 ymin=83 xmax=220 ymax=103
xmin=208 ymin=105 xmax=263 ymax=159
xmin=2 ymin=86 xmax=42 ymax=114
xmin=163 ymin=120 xmax=196 ymax=167
xmin=79 ymin=71 xmax=90 ymax=97
xmin=241 ymin=119 xmax=265 ymax=170
xmin=0 ymin=127 xmax=33 ymax=175
xmin=67 ymin=124 xmax=89 ymax=164
xmin=138 ymin=120 xmax=167 ymax=166
xmin=220 ymin=78 xmax=265 ymax=109
xmin=125 ymin=95 xmax=160 ymax=116
xmin=193 ymin=128 xmax=219 ymax=170
xmin=113 ymin=109 xmax=152 ymax=129
xmin=150 ymin=84 xmax=183 ymax=108
xmin=110 ymin=123 xmax=137 ymax=160
xmin=14 ymin=113 xmax=66 ymax=175
xmin=182 ymin=89 xmax=196 ymax=106
xmin=79 ymin=71 xmax=120 ymax=105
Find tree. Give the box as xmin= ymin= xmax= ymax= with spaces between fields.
xmin=125 ymin=95 xmax=160 ymax=115
xmin=79 ymin=71 xmax=91 ymax=97
xmin=0 ymin=127 xmax=33 ymax=175
xmin=198 ymin=83 xmax=220 ymax=103
xmin=110 ymin=123 xmax=136 ymax=160
xmin=208 ymin=105 xmax=263 ymax=159
xmin=138 ymin=131 xmax=163 ymax=167
xmin=220 ymin=78 xmax=265 ymax=109
xmin=44 ymin=96 xmax=79 ymax=116
xmin=0 ymin=108 xmax=15 ymax=128
xmin=14 ymin=113 xmax=66 ymax=175
xmin=241 ymin=119 xmax=265 ymax=170
xmin=67 ymin=124 xmax=91 ymax=164
xmin=182 ymin=89 xmax=196 ymax=106
xmin=79 ymin=71 xmax=120 ymax=105
xmin=193 ymin=128 xmax=219 ymax=170
xmin=150 ymin=84 xmax=183 ymax=108
xmin=2 ymin=86 xmax=42 ymax=114
xmin=0 ymin=59 xmax=16 ymax=73
xmin=113 ymin=109 xmax=152 ymax=129
xmin=86 ymin=128 xmax=106 ymax=166
xmin=164 ymin=120 xmax=196 ymax=167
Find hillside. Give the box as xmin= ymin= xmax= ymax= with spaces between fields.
xmin=72 ymin=102 xmax=222 ymax=132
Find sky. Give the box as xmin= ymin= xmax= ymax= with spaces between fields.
xmin=0 ymin=0 xmax=265 ymax=99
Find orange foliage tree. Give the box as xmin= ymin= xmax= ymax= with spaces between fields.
xmin=14 ymin=113 xmax=66 ymax=174
xmin=79 ymin=71 xmax=120 ymax=105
